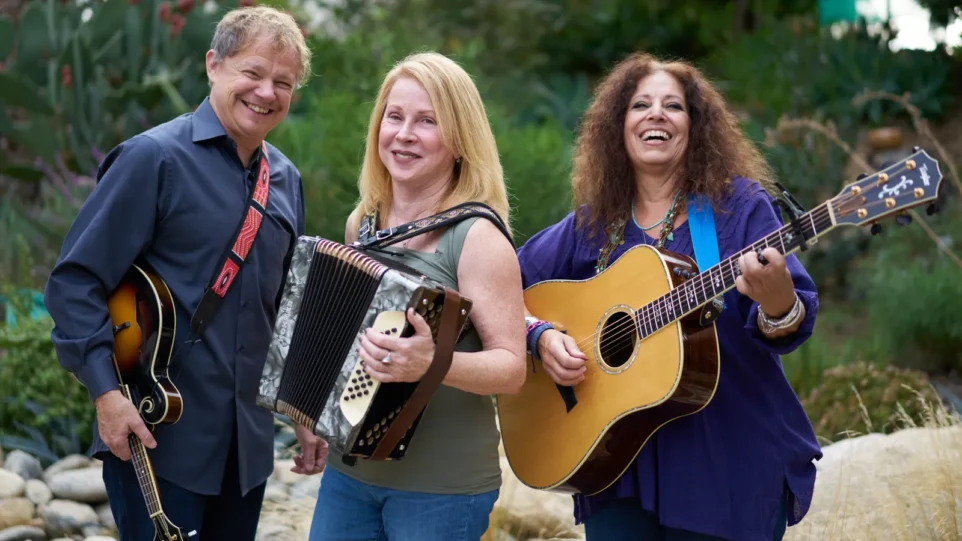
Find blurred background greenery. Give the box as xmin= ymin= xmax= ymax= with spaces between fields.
xmin=1 ymin=0 xmax=960 ymax=459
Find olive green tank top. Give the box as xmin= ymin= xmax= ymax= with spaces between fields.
xmin=326 ymin=216 xmax=502 ymax=494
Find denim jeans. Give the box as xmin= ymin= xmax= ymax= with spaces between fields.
xmin=308 ymin=467 xmax=500 ymax=541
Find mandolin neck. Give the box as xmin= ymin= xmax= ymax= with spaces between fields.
xmin=118 ymin=384 xmax=165 ymax=519
xmin=637 ymin=201 xmax=835 ymax=337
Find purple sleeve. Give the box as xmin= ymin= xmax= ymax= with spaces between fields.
xmin=735 ymin=186 xmax=819 ymax=355
xmin=516 ymin=211 xmax=579 ymax=287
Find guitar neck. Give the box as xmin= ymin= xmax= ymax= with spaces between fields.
xmin=129 ymin=433 xmax=165 ymax=518
xmin=637 ymin=201 xmax=835 ymax=337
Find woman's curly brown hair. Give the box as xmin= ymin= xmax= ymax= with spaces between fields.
xmin=572 ymin=52 xmax=775 ymax=237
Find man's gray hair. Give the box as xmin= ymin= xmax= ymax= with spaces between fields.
xmin=210 ymin=6 xmax=312 ymax=86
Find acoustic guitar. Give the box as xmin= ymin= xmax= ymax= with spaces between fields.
xmin=497 ymin=149 xmax=944 ymax=495
xmin=107 ymin=264 xmax=194 ymax=540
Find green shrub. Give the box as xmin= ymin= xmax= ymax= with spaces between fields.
xmin=801 ymin=361 xmax=942 ymax=443
xmin=0 ymin=312 xmax=96 ymax=464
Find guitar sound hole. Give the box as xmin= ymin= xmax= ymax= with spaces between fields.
xmin=599 ymin=311 xmax=638 ymax=369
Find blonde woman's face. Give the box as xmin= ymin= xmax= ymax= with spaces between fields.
xmin=623 ymin=71 xmax=690 ymax=176
xmin=378 ymin=77 xmax=456 ymax=189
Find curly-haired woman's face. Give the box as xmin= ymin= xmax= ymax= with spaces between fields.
xmin=623 ymin=71 xmax=689 ymax=178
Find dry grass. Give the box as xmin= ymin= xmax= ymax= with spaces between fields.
xmin=786 ymin=388 xmax=962 ymax=541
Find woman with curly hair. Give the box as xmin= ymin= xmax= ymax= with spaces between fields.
xmin=516 ymin=52 xmax=823 ymax=541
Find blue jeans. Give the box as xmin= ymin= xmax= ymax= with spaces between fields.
xmin=584 ymin=496 xmax=787 ymax=541
xmin=308 ymin=467 xmax=499 ymax=541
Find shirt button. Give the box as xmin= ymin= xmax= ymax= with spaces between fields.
xmin=242 ymin=301 xmax=249 ymax=308
xmin=238 ymin=345 xmax=245 ymax=352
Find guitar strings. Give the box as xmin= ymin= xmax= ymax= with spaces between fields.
xmin=570 ymin=193 xmax=869 ymax=355
xmin=580 ymin=186 xmax=916 ymax=355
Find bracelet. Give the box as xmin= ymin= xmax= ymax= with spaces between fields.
xmin=757 ymin=293 xmax=802 ymax=334
xmin=525 ymin=318 xmax=554 ymax=361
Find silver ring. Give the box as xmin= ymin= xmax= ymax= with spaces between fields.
xmin=382 ymin=353 xmax=392 ymax=364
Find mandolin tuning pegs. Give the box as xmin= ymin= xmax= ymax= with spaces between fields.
xmin=927 ymin=201 xmax=940 ymax=216
xmin=870 ymin=222 xmax=883 ymax=236
xmin=895 ymin=213 xmax=913 ymax=226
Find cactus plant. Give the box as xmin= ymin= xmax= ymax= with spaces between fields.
xmin=0 ymin=0 xmax=253 ymax=175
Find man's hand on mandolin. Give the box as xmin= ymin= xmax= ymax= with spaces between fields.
xmin=538 ymin=329 xmax=587 ymax=387
xmin=95 ymin=390 xmax=157 ymax=461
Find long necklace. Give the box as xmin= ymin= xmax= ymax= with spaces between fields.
xmin=632 ymin=190 xmax=682 ymax=248
xmin=595 ymin=190 xmax=682 ymax=274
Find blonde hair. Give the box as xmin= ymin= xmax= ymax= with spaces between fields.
xmin=351 ymin=52 xmax=511 ymax=234
xmin=211 ymin=6 xmax=313 ymax=86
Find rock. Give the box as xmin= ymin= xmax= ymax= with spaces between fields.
xmin=37 ymin=500 xmax=100 ymax=538
xmin=785 ymin=425 xmax=962 ymax=541
xmin=81 ymin=524 xmax=111 ymax=538
xmin=0 ymin=498 xmax=35 ymax=530
xmin=288 ymin=476 xmax=320 ymax=501
xmin=83 ymin=537 xmax=117 ymax=541
xmin=271 ymin=460 xmax=302 ymax=486
xmin=43 ymin=456 xmax=92 ymax=484
xmin=0 ymin=470 xmax=25 ymax=499
xmin=94 ymin=504 xmax=114 ymax=531
xmin=3 ymin=453 xmax=41 ymax=482
xmin=263 ymin=480 xmax=289 ymax=504
xmin=46 ymin=469 xmax=107 ymax=504
xmin=489 ymin=457 xmax=583 ymax=541
xmin=24 ymin=480 xmax=52 ymax=506
xmin=255 ymin=522 xmax=295 ymax=540
xmin=0 ymin=525 xmax=47 ymax=541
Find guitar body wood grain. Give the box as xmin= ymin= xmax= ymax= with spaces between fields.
xmin=497 ymin=245 xmax=720 ymax=495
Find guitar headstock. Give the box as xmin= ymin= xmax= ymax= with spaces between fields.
xmin=831 ymin=148 xmax=943 ymax=227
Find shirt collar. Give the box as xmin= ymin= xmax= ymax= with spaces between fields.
xmin=191 ymin=97 xmax=228 ymax=143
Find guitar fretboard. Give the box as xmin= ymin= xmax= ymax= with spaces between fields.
xmin=635 ymin=201 xmax=834 ymax=337
xmin=129 ymin=431 xmax=163 ymax=516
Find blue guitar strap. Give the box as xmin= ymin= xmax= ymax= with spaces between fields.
xmin=688 ymin=194 xmax=720 ymax=268
xmin=688 ymin=194 xmax=726 ymax=322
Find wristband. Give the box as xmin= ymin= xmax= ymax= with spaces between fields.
xmin=525 ymin=319 xmax=554 ymax=361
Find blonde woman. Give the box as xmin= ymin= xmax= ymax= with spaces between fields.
xmin=294 ymin=52 xmax=526 ymax=540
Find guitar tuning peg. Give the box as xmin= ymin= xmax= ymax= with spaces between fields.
xmin=927 ymin=202 xmax=940 ymax=216
xmin=870 ymin=222 xmax=883 ymax=236
xmin=912 ymin=146 xmax=920 ymax=153
xmin=895 ymin=213 xmax=913 ymax=226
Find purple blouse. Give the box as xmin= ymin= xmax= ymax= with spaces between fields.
xmin=516 ymin=177 xmax=823 ymax=541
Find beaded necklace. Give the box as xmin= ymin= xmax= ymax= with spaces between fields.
xmin=595 ymin=190 xmax=682 ymax=274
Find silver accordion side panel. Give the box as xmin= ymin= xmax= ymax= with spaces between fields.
xmin=256 ymin=236 xmax=432 ymax=455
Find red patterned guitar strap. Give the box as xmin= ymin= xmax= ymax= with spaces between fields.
xmin=190 ymin=141 xmax=271 ymax=336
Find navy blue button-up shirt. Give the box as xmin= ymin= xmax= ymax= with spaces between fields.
xmin=44 ymin=97 xmax=305 ymax=496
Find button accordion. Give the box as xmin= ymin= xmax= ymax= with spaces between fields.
xmin=256 ymin=236 xmax=472 ymax=461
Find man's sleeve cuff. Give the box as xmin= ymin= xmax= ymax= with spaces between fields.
xmin=77 ymin=356 xmax=120 ymax=403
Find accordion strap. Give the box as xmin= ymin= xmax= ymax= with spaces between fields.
xmin=190 ymin=142 xmax=270 ymax=336
xmin=355 ymin=201 xmax=514 ymax=250
xmin=370 ymin=286 xmax=465 ymax=460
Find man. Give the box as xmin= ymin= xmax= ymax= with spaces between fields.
xmin=43 ymin=6 xmax=311 ymax=539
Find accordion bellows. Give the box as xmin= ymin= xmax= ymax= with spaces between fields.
xmin=257 ymin=236 xmax=471 ymax=461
